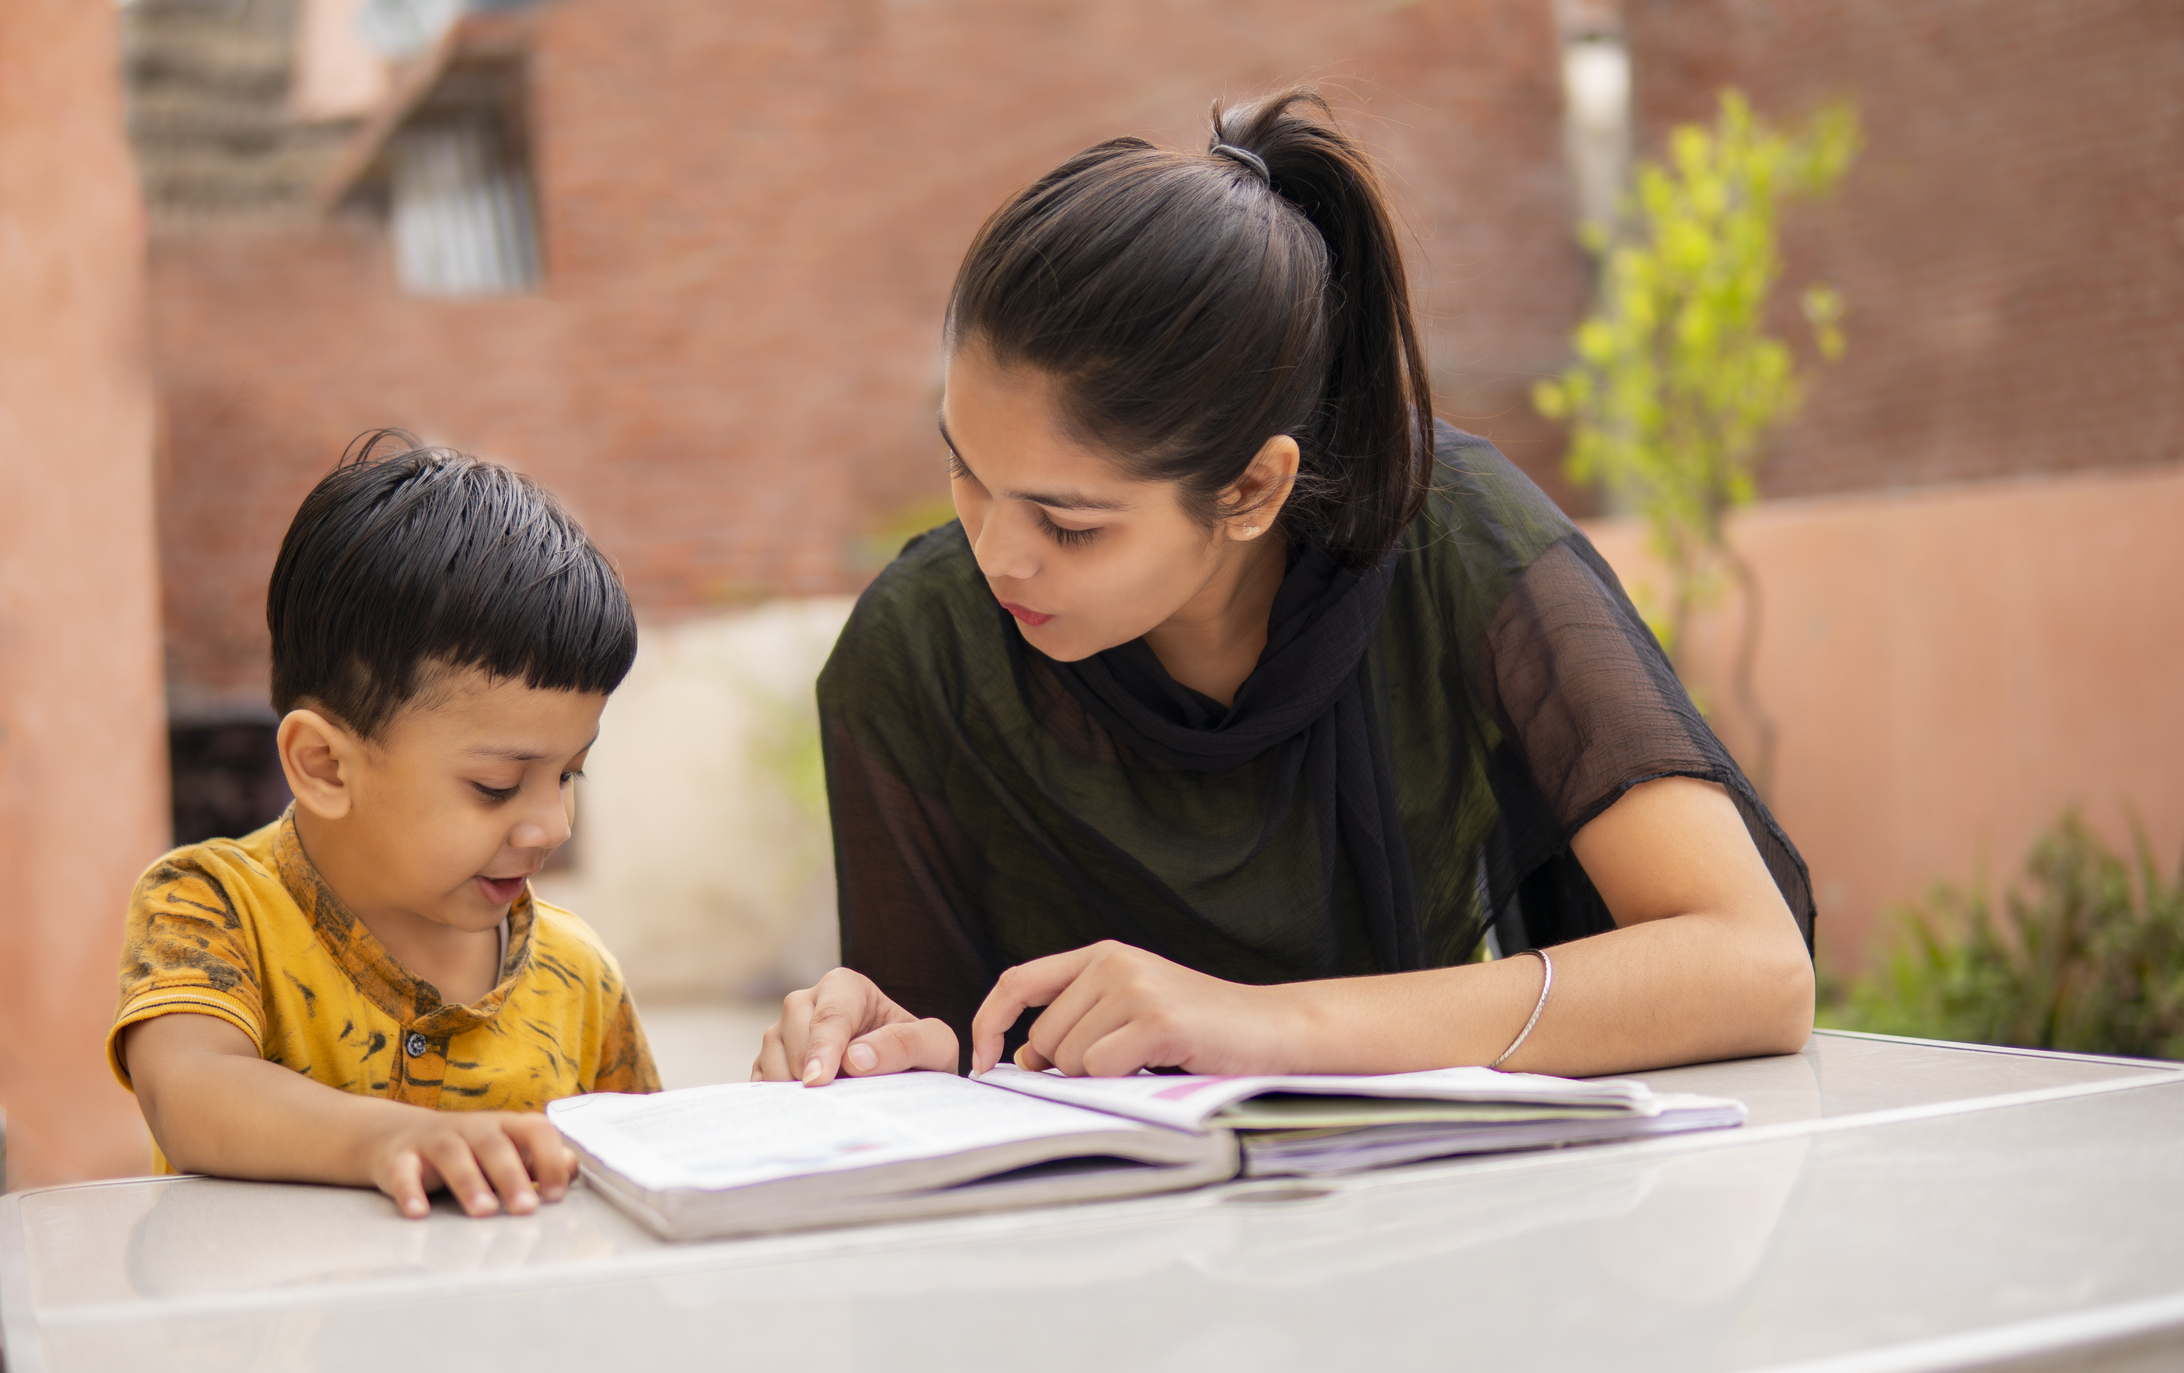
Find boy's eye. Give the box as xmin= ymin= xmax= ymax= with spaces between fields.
xmin=559 ymin=769 xmax=585 ymax=786
xmin=1035 ymin=509 xmax=1098 ymax=547
xmin=472 ymin=782 xmax=520 ymax=802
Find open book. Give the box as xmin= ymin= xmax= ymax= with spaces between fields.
xmin=547 ymin=1065 xmax=1743 ymax=1242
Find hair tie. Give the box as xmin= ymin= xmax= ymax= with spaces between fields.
xmin=1209 ymin=142 xmax=1271 ymax=187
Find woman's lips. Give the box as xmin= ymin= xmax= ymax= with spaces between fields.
xmin=999 ymin=601 xmax=1053 ymax=627
xmin=476 ymin=874 xmax=529 ymax=905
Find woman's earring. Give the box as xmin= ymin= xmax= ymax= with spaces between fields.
xmin=1239 ymin=524 xmax=1261 ymax=538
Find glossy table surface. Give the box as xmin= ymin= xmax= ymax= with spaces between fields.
xmin=4 ymin=1030 xmax=2182 ymax=1373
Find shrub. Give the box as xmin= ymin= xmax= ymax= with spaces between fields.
xmin=1820 ymin=811 xmax=2184 ymax=1060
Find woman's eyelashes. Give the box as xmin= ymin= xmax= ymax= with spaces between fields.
xmin=1034 ymin=508 xmax=1099 ymax=547
xmin=942 ymin=446 xmax=1093 ymax=545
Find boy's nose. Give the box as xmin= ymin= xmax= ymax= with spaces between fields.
xmin=511 ymin=802 xmax=573 ymax=852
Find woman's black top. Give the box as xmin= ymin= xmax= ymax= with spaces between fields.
xmin=818 ymin=422 xmax=1814 ymax=1059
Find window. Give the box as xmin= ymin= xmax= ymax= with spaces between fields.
xmin=389 ymin=115 xmax=539 ymax=295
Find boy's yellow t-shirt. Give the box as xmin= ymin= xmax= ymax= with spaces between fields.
xmin=110 ymin=809 xmax=659 ymax=1171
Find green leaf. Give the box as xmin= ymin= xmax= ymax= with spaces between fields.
xmin=1534 ymin=88 xmax=1860 ymax=676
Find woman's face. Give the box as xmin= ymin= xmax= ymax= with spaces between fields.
xmin=938 ymin=344 xmax=1267 ymax=663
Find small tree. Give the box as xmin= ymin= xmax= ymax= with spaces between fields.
xmin=1534 ymin=90 xmax=1859 ymax=797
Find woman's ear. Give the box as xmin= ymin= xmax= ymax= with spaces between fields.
xmin=277 ymin=708 xmax=358 ymax=821
xmin=1223 ymin=434 xmax=1301 ymax=541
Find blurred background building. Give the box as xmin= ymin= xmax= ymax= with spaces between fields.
xmin=0 ymin=0 xmax=2176 ymax=1185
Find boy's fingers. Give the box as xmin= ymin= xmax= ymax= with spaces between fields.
xmin=840 ymin=1018 xmax=959 ymax=1077
xmin=971 ymin=946 xmax=1098 ymax=1074
xmin=508 ymin=1118 xmax=575 ymax=1201
xmin=424 ymin=1136 xmax=499 ymax=1217
xmin=471 ymin=1126 xmax=540 ymax=1215
xmin=382 ymin=1150 xmax=431 ymax=1219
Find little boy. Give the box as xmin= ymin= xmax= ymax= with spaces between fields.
xmin=111 ymin=435 xmax=659 ymax=1219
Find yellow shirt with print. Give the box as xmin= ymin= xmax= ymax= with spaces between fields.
xmin=111 ymin=809 xmax=659 ymax=1173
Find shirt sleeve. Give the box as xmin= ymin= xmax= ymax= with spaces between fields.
xmin=1478 ymin=533 xmax=1816 ymax=949
xmin=588 ymin=985 xmax=661 ymax=1094
xmin=108 ymin=855 xmax=269 ymax=1089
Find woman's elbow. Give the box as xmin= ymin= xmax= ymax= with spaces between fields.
xmin=1745 ymin=923 xmax=1817 ymax=1057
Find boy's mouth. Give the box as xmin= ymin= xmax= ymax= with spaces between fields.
xmin=999 ymin=600 xmax=1052 ymax=627
xmin=475 ymin=874 xmax=530 ymax=906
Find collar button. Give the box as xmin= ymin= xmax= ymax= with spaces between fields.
xmin=405 ymin=1031 xmax=430 ymax=1058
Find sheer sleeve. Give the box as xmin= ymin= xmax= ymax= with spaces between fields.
xmin=1478 ymin=533 xmax=1815 ymax=953
xmin=821 ymin=714 xmax=998 ymax=1063
xmin=817 ymin=524 xmax=1022 ymax=1069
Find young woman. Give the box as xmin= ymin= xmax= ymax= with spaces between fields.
xmin=754 ymin=90 xmax=1816 ymax=1086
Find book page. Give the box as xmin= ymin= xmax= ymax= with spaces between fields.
xmin=549 ymin=1071 xmax=1158 ymax=1194
xmin=974 ymin=1064 xmax=1658 ymax=1132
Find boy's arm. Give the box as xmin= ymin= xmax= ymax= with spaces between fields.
xmin=121 ymin=1013 xmax=576 ymax=1218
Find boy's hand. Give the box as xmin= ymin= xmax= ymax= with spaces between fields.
xmin=122 ymin=1014 xmax=580 ymax=1221
xmin=369 ymin=1110 xmax=578 ymax=1219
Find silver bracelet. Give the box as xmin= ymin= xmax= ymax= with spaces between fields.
xmin=1488 ymin=948 xmax=1552 ymax=1070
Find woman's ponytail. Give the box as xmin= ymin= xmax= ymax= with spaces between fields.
xmin=1213 ymin=92 xmax=1435 ymax=561
xmin=949 ymin=88 xmax=1435 ymax=567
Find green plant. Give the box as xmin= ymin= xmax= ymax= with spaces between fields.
xmin=1534 ymin=90 xmax=1860 ymax=796
xmin=1820 ymin=811 xmax=2184 ymax=1060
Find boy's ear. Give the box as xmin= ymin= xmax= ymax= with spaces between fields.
xmin=277 ymin=709 xmax=359 ymax=821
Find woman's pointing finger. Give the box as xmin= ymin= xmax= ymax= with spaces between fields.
xmin=970 ymin=943 xmax=1106 ymax=1074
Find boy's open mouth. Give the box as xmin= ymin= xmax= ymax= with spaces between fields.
xmin=476 ymin=874 xmax=529 ymax=905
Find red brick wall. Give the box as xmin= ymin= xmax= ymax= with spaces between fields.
xmin=153 ymin=0 xmax=1587 ymax=707
xmin=1626 ymin=0 xmax=2184 ymax=498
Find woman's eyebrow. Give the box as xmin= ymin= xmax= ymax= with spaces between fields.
xmin=936 ymin=413 xmax=1132 ymax=512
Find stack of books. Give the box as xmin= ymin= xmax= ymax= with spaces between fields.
xmin=548 ymin=1064 xmax=1742 ymax=1242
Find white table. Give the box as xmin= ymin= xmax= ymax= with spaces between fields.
xmin=5 ymin=1030 xmax=2182 ymax=1372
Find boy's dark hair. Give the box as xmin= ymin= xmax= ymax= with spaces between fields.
xmin=268 ymin=431 xmax=638 ymax=740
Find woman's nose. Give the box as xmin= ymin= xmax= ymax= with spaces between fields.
xmin=970 ymin=506 xmax=1039 ymax=583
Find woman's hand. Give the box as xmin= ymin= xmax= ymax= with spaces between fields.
xmin=969 ymin=941 xmax=1305 ymax=1077
xmin=752 ymin=967 xmax=959 ymax=1085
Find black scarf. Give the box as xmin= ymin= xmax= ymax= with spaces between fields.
xmin=1038 ymin=538 xmax=1423 ymax=974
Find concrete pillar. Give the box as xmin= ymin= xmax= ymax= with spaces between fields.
xmin=0 ymin=0 xmax=167 ymax=1185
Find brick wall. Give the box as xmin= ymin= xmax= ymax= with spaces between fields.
xmin=1627 ymin=0 xmax=2184 ymax=497
xmin=151 ymin=0 xmax=1588 ymax=710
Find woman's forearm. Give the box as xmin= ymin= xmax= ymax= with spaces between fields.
xmin=1286 ymin=904 xmax=1814 ymax=1077
xmin=1280 ymin=774 xmax=1815 ymax=1078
